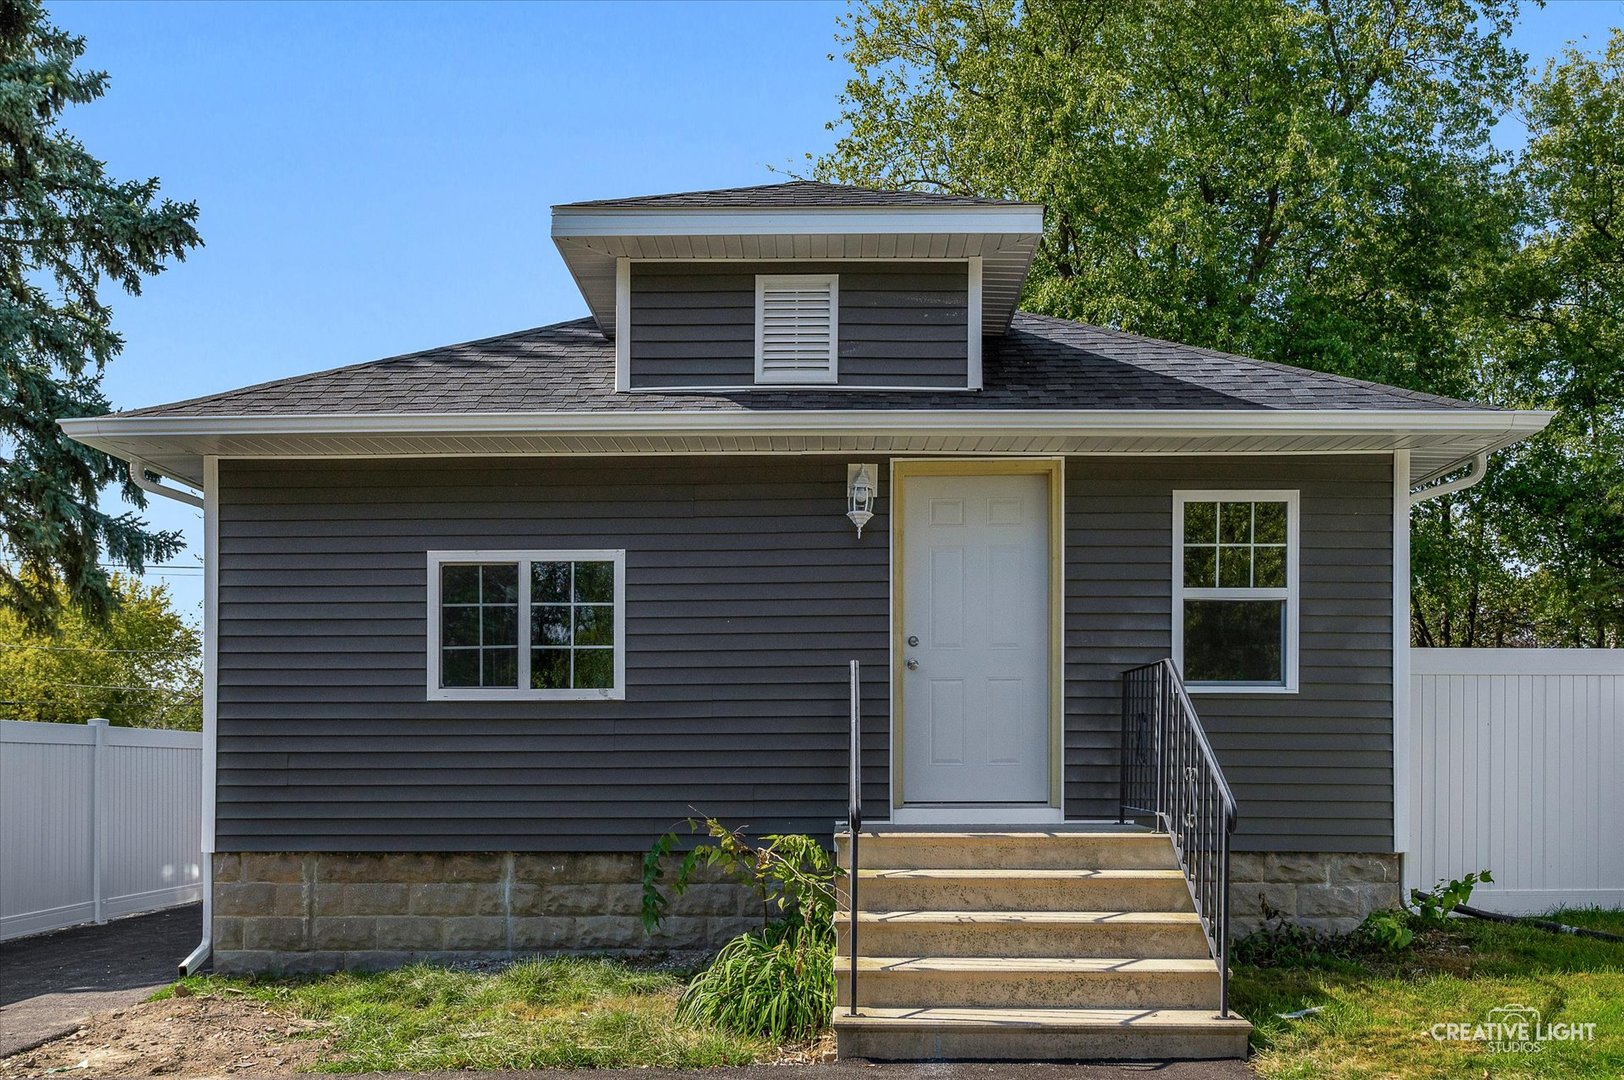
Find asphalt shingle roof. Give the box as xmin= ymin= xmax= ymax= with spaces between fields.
xmin=119 ymin=313 xmax=1487 ymax=419
xmin=554 ymin=180 xmax=1030 ymax=209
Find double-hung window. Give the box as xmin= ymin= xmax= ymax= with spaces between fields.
xmin=1173 ymin=492 xmax=1299 ymax=692
xmin=428 ymin=549 xmax=625 ymax=700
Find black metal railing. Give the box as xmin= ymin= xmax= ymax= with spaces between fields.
xmin=1120 ymin=659 xmax=1238 ymax=1017
xmin=845 ymin=659 xmax=861 ymax=1015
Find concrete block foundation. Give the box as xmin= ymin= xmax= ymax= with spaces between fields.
xmin=212 ymin=851 xmax=762 ymax=973
xmin=1229 ymin=850 xmax=1403 ymax=935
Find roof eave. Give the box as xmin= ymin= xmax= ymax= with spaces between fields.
xmin=60 ymin=408 xmax=1552 ymax=491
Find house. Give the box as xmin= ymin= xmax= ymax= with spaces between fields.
xmin=61 ymin=181 xmax=1552 ymax=1060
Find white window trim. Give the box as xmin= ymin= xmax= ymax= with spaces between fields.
xmin=426 ymin=548 xmax=626 ymax=701
xmin=1172 ymin=490 xmax=1300 ymax=694
xmin=754 ymin=273 xmax=839 ymax=385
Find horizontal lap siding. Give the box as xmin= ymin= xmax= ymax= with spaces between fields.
xmin=1064 ymin=456 xmax=1395 ymax=853
xmin=215 ymin=457 xmax=891 ymax=852
xmin=628 ymin=262 xmax=968 ymax=388
xmin=217 ymin=453 xmax=1394 ymax=855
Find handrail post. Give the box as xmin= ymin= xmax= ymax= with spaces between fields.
xmin=1219 ymin=822 xmax=1231 ymax=1018
xmin=846 ymin=659 xmax=861 ymax=1016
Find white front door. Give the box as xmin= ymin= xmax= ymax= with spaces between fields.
xmin=899 ymin=470 xmax=1053 ymax=808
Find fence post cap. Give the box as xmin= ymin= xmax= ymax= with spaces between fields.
xmin=86 ymin=717 xmax=110 ymax=727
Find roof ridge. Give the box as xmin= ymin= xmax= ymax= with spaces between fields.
xmin=1010 ymin=311 xmax=1489 ymax=411
xmin=115 ymin=317 xmax=602 ymax=418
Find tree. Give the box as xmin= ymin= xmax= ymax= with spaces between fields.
xmin=0 ymin=571 xmax=201 ymax=729
xmin=0 ymin=0 xmax=201 ymax=632
xmin=1491 ymin=31 xmax=1624 ymax=646
xmin=814 ymin=0 xmax=1623 ymax=645
xmin=815 ymin=0 xmax=1524 ymax=395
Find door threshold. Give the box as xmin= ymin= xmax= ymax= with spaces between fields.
xmin=889 ymin=806 xmax=1065 ymax=826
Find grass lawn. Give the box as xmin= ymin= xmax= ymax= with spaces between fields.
xmin=1233 ymin=908 xmax=1624 ymax=1080
xmin=156 ymin=957 xmax=781 ymax=1072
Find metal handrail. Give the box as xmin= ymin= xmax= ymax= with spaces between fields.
xmin=846 ymin=659 xmax=861 ymax=1015
xmin=1120 ymin=659 xmax=1238 ymax=1018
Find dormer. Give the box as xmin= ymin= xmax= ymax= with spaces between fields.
xmin=550 ymin=182 xmax=1045 ymax=392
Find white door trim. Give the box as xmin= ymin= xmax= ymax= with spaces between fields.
xmin=889 ymin=458 xmax=1065 ymax=821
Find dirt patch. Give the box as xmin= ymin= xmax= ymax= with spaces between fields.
xmin=0 ymin=993 xmax=328 ymax=1078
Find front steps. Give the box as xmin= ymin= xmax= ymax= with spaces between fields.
xmin=833 ymin=830 xmax=1250 ymax=1061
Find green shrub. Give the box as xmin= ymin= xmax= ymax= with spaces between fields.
xmin=1356 ymin=908 xmax=1415 ymax=952
xmin=1410 ymin=870 xmax=1491 ymax=924
xmin=642 ymin=818 xmax=839 ymax=1042
xmin=676 ymin=921 xmax=834 ymax=1041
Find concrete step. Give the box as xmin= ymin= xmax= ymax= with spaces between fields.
xmin=832 ymin=1005 xmax=1252 ymax=1061
xmin=834 ymin=955 xmax=1221 ymax=1009
xmin=837 ymin=830 xmax=1177 ymax=871
xmin=851 ymin=867 xmax=1193 ymax=913
xmin=837 ymin=909 xmax=1212 ymax=959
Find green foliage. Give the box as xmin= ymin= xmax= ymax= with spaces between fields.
xmin=818 ymin=0 xmax=1521 ymax=378
xmin=640 ymin=817 xmax=839 ymax=939
xmin=816 ymin=1 xmax=1624 ymax=643
xmin=1410 ymin=869 xmax=1491 ymax=925
xmin=1235 ymin=898 xmax=1418 ymax=965
xmin=676 ymin=920 xmax=834 ymax=1042
xmin=1232 ymin=898 xmax=1372 ymax=968
xmin=0 ymin=570 xmax=199 ymax=727
xmin=0 ymin=0 xmax=201 ymax=632
xmin=1356 ymin=909 xmax=1415 ymax=952
xmin=642 ymin=818 xmax=839 ymax=1041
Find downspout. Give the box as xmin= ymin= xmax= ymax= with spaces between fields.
xmin=1408 ymin=451 xmax=1489 ymax=506
xmin=129 ymin=458 xmax=204 ymax=509
xmin=122 ymin=455 xmax=213 ymax=975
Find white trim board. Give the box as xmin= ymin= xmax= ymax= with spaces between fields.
xmin=62 ymin=409 xmax=1550 ymax=491
xmin=1392 ymin=450 xmax=1411 ymax=856
xmin=551 ymin=206 xmax=1047 ymax=238
xmin=202 ymin=456 xmax=219 ymax=855
xmin=60 ymin=407 xmax=1553 ymax=439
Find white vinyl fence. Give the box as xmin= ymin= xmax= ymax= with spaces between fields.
xmin=1410 ymin=649 xmax=1624 ymax=914
xmin=0 ymin=718 xmax=202 ymax=940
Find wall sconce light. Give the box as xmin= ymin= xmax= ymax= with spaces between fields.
xmin=847 ymin=463 xmax=877 ymax=538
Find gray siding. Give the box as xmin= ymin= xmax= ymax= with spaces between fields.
xmin=216 ymin=457 xmax=891 ymax=852
xmin=628 ymin=262 xmax=969 ymax=389
xmin=1063 ymin=456 xmax=1395 ymax=853
xmin=215 ymin=454 xmax=1394 ymax=855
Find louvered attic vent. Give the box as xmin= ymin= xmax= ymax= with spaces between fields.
xmin=754 ymin=274 xmax=838 ymax=384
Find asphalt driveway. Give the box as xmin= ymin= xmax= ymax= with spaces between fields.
xmin=0 ymin=903 xmax=200 ymax=1057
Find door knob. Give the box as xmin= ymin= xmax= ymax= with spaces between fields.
xmin=905 ymin=658 xmax=920 ymax=670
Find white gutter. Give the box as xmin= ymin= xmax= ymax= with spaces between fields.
xmin=60 ymin=407 xmax=1556 ymax=440
xmin=1409 ymin=451 xmax=1490 ymax=505
xmin=129 ymin=457 xmax=204 ymax=509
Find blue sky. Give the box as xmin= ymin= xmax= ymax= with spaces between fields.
xmin=50 ymin=0 xmax=1621 ymax=617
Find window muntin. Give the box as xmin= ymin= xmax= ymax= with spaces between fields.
xmin=1173 ymin=493 xmax=1298 ymax=692
xmin=428 ymin=550 xmax=625 ymax=700
xmin=754 ymin=274 xmax=838 ymax=384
